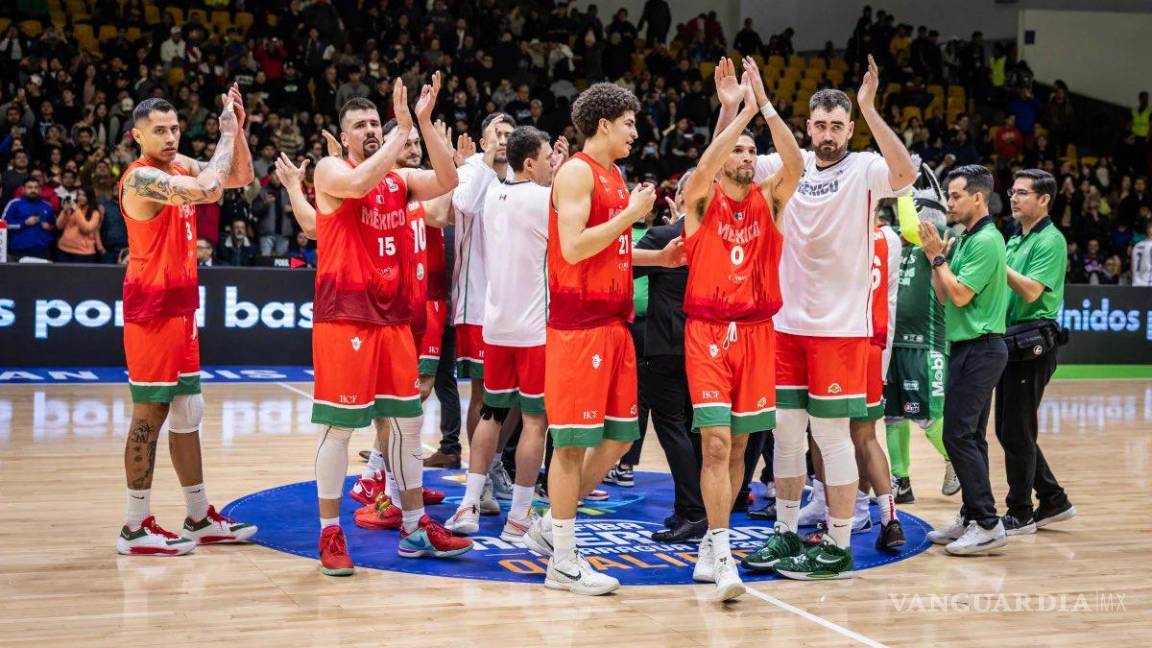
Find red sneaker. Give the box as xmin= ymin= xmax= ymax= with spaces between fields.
xmin=398 ymin=515 xmax=474 ymax=558
xmin=318 ymin=525 xmax=355 ymax=576
xmin=349 ymin=471 xmax=386 ymax=506
xmin=422 ymin=486 xmax=445 ymax=505
xmin=354 ymin=494 xmax=402 ymax=530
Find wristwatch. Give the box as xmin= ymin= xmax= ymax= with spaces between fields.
xmin=931 ymin=255 xmax=947 ymax=269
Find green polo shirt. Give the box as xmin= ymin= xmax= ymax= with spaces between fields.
xmin=945 ymin=216 xmax=1007 ymax=343
xmin=1005 ymin=217 xmax=1067 ymax=325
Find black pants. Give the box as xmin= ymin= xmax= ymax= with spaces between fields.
xmin=994 ymin=347 xmax=1069 ymax=519
xmin=435 ymin=325 xmax=463 ymax=455
xmin=943 ymin=335 xmax=1008 ymax=529
xmin=737 ymin=430 xmax=768 ymax=503
xmin=643 ymin=354 xmax=705 ymax=520
xmin=621 ymin=317 xmax=650 ymax=466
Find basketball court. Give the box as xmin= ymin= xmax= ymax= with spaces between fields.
xmin=1 ymin=372 xmax=1147 ymax=647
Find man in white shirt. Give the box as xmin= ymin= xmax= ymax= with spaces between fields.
xmin=726 ymin=56 xmax=916 ymax=580
xmin=446 ymin=126 xmax=568 ymax=541
xmin=160 ymin=27 xmax=186 ymax=67
xmin=1131 ymin=221 xmax=1152 ymax=286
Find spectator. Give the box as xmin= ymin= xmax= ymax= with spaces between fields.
xmin=272 ymin=116 xmax=305 ymax=158
xmin=638 ymin=0 xmax=672 ymax=45
xmin=215 ymin=220 xmax=258 ymax=266
xmin=1046 ymin=85 xmax=1075 ymax=153
xmin=1131 ymin=91 xmax=1150 ymax=143
xmin=160 ymin=27 xmax=186 ymax=67
xmin=55 ymin=188 xmax=103 ymax=263
xmin=1066 ymin=240 xmax=1087 ymax=283
xmin=2 ymin=149 xmax=30 ymax=203
xmin=1081 ymin=238 xmax=1105 ymax=281
xmin=288 ymin=230 xmax=317 ymax=267
xmin=1120 ymin=177 xmax=1150 ymax=229
xmin=253 ymin=173 xmax=294 ymax=256
xmin=2 ymin=178 xmax=56 ymax=261
xmin=1008 ymin=87 xmax=1043 ymax=136
xmin=994 ymin=115 xmax=1023 ymax=164
xmin=334 ymin=67 xmax=371 ymax=113
xmin=1096 ymin=254 xmax=1125 ymax=285
xmin=196 ymin=237 xmax=215 ymax=267
xmin=733 ymin=18 xmax=763 ymax=57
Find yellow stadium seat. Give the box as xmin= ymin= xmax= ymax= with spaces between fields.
xmin=798 ymin=78 xmax=818 ymax=93
xmin=187 ymin=9 xmax=207 ymax=25
xmin=234 ymin=12 xmax=254 ymax=31
xmin=788 ymin=56 xmax=806 ymax=69
xmin=927 ymin=84 xmax=944 ymax=97
xmin=901 ymin=106 xmax=922 ymax=123
xmin=211 ymin=10 xmax=231 ymax=30
xmin=807 ymin=57 xmax=827 ymax=71
xmin=49 ymin=11 xmax=67 ymax=27
xmin=795 ymin=89 xmax=813 ymax=105
xmin=48 ymin=0 xmax=63 ymax=11
xmin=852 ymin=133 xmax=872 ymax=149
xmin=767 ymin=55 xmax=786 ymax=69
xmin=948 ymin=85 xmax=966 ymax=98
xmin=793 ymin=100 xmax=810 ymax=117
xmin=266 ymin=14 xmax=278 ymax=27
xmin=144 ymin=5 xmax=161 ymax=25
xmin=20 ymin=20 xmax=43 ymax=37
xmin=168 ymin=66 xmax=185 ymax=87
xmin=0 ymin=18 xmax=10 ymax=32
xmin=751 ymin=54 xmax=764 ymax=68
xmin=164 ymin=7 xmax=184 ymax=23
xmin=830 ymin=57 xmax=849 ymax=71
xmin=803 ymin=67 xmax=823 ymax=80
xmin=66 ymin=0 xmax=86 ymax=15
xmin=699 ymin=61 xmax=717 ymax=79
xmin=74 ymin=23 xmax=94 ymax=42
xmin=98 ymin=25 xmax=117 ymax=42
xmin=781 ymin=67 xmax=802 ymax=81
xmin=126 ymin=26 xmax=142 ymax=41
xmin=1063 ymin=143 xmax=1077 ymax=160
xmin=825 ymin=69 xmax=844 ymax=85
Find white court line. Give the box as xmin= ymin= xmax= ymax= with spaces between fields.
xmin=274 ymin=382 xmax=441 ymax=456
xmin=744 ymin=587 xmax=889 ymax=648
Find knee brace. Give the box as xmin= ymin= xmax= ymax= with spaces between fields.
xmin=914 ymin=418 xmax=935 ymax=430
xmin=809 ymin=418 xmax=858 ymax=486
xmin=883 ymin=416 xmax=905 ymax=425
xmin=315 ymin=426 xmax=354 ymax=499
xmin=480 ymin=404 xmax=510 ymax=424
xmin=167 ymin=394 xmax=204 ymax=433
xmin=387 ymin=416 xmax=425 ymax=492
xmin=772 ymin=409 xmax=809 ymax=479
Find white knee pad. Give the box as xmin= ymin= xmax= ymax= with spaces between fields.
xmin=883 ymin=416 xmax=905 ymax=425
xmin=772 ymin=409 xmax=809 ymax=479
xmin=387 ymin=416 xmax=425 ymax=492
xmin=809 ymin=417 xmax=858 ymax=486
xmin=315 ymin=426 xmax=354 ymax=499
xmin=168 ymin=394 xmax=204 ymax=433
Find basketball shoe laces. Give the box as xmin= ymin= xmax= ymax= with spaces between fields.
xmin=204 ymin=506 xmax=237 ymax=526
xmin=372 ymin=494 xmax=395 ymax=514
xmin=422 ymin=518 xmax=453 ymax=545
xmin=142 ymin=516 xmax=178 ymax=539
xmin=322 ymin=527 xmax=349 ymax=559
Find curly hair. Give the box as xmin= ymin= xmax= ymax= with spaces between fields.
xmin=571 ymin=83 xmax=640 ymax=138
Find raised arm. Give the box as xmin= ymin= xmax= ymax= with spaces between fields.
xmin=275 ymin=154 xmax=316 ymax=239
xmin=553 ymin=159 xmax=652 ymax=264
xmin=402 ymin=72 xmax=458 ymax=201
xmin=919 ymin=222 xmax=972 ymax=306
xmin=712 ymin=57 xmax=743 ymax=138
xmin=743 ymin=58 xmax=802 ymax=223
xmin=314 ymin=79 xmax=411 ymax=200
xmin=222 ymin=84 xmax=255 ymax=188
xmin=684 ymin=76 xmax=758 ymax=234
xmin=857 ymin=55 xmax=916 ymax=191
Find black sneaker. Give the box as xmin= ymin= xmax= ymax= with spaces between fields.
xmin=748 ymin=503 xmax=777 ymax=520
xmin=893 ymin=476 xmax=915 ymax=504
xmin=1034 ymin=502 xmax=1077 ymax=529
xmin=1001 ymin=513 xmax=1037 ymax=536
xmin=875 ymin=519 xmax=906 ymax=551
xmin=603 ymin=463 xmax=635 ymax=487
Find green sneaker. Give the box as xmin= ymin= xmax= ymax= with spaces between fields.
xmin=740 ymin=524 xmax=805 ymax=571
xmin=774 ymin=538 xmax=854 ymax=581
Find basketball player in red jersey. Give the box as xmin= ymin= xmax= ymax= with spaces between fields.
xmin=115 ymin=87 xmax=258 ymax=556
xmin=679 ymin=63 xmax=804 ymax=600
xmin=521 ymin=83 xmax=684 ymax=595
xmin=309 ymin=74 xmax=469 ymax=577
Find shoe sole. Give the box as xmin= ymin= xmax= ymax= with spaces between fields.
xmin=945 ymin=535 xmax=1007 ymax=555
xmin=355 ymin=519 xmax=401 ymax=531
xmin=349 ymin=491 xmax=377 ymax=507
xmin=692 ymin=571 xmax=714 ymax=583
xmin=715 ymin=581 xmax=746 ymax=601
xmin=478 ymin=505 xmax=501 ymax=516
xmin=189 ymin=525 xmax=259 ymax=545
xmin=499 ymin=531 xmax=526 ymax=542
xmin=445 ymin=521 xmax=480 ymax=535
xmin=851 ymin=520 xmax=873 ymax=535
xmin=740 ymin=557 xmax=785 ymax=572
xmin=117 ymin=545 xmax=195 ymax=556
xmin=651 ymin=535 xmax=704 ymax=544
xmin=942 ymin=483 xmax=961 ymax=496
xmin=775 ymin=568 xmax=854 ymax=581
xmin=1035 ymin=506 xmax=1077 ymax=529
xmin=398 ymin=546 xmax=473 ymax=558
xmin=928 ymin=534 xmax=962 ymax=545
xmin=894 ymin=492 xmax=916 ymax=504
xmin=321 ymin=566 xmax=355 ymax=576
xmin=523 ymin=532 xmax=554 ymax=558
xmin=1005 ymin=524 xmax=1037 ymax=536
xmin=544 ymin=578 xmax=619 ymax=596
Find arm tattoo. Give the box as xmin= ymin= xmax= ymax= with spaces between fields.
xmin=125 ymin=167 xmax=216 ymax=205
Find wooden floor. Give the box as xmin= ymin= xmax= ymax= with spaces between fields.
xmin=0 ymin=378 xmax=1149 ymax=647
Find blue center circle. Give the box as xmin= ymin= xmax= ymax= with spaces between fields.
xmin=223 ymin=470 xmax=933 ymax=585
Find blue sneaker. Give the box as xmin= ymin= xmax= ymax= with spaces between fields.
xmin=398 ymin=515 xmax=473 ymax=558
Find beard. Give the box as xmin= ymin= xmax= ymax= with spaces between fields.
xmin=361 ymin=139 xmax=380 ymax=158
xmin=723 ymin=166 xmax=754 ymax=185
xmin=401 ymin=153 xmax=422 ymax=168
xmin=814 ymin=140 xmax=848 ymax=164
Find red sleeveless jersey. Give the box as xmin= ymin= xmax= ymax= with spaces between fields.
xmin=406 ymin=198 xmax=429 ymax=336
xmin=546 ymin=152 xmax=633 ymax=329
xmin=425 ymin=222 xmax=447 ymax=301
xmin=870 ymin=228 xmax=889 ymax=347
xmin=314 ymin=165 xmax=415 ymax=325
xmin=683 ymin=183 xmax=783 ymax=323
xmin=118 ymin=158 xmax=199 ymax=323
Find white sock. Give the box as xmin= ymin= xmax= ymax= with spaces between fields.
xmin=855 ymin=489 xmax=870 ymax=517
xmin=509 ymin=484 xmax=534 ymax=522
xmin=543 ymin=508 xmax=553 ymax=526
xmin=126 ymin=488 xmax=150 ymax=528
xmin=461 ymin=472 xmax=487 ymax=508
xmin=877 ymin=493 xmax=897 ymax=525
xmin=828 ymin=515 xmax=852 ymax=548
xmin=777 ymin=498 xmax=801 ymax=533
xmin=809 ymin=479 xmax=826 ymax=507
xmin=182 ymin=483 xmax=209 ymax=520
xmin=387 ymin=473 xmax=400 ymax=500
xmin=709 ymin=528 xmax=731 ymax=558
xmin=402 ymin=506 xmax=425 ymax=533
xmin=363 ymin=450 xmax=385 ymax=479
xmin=552 ymin=517 xmax=576 ymax=562
xmin=320 ymin=516 xmax=340 ymax=529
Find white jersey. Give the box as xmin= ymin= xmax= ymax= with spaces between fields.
xmin=451 ymin=153 xmax=501 ymax=326
xmin=1133 ymin=239 xmax=1152 ymax=287
xmin=881 ymin=223 xmax=902 ymax=375
xmin=481 ymin=180 xmax=550 ymax=346
xmin=755 ymin=150 xmax=912 ymax=337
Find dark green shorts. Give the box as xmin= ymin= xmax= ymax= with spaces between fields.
xmin=883 ymin=347 xmax=946 ymax=421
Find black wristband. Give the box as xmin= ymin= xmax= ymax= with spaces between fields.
xmin=931 ymin=255 xmax=947 ymax=269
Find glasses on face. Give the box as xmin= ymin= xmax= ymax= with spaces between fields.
xmin=1006 ymin=189 xmax=1036 ymax=198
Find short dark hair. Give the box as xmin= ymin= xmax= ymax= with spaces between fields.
xmin=132 ymin=98 xmax=175 ymax=125
xmin=809 ymin=89 xmax=852 ymax=117
xmin=482 ymin=112 xmax=516 ymax=133
xmin=339 ymin=97 xmax=378 ymax=128
xmin=1013 ymin=168 xmax=1057 ymax=203
xmin=945 ymin=164 xmax=994 ymax=200
xmin=24 ymin=177 xmax=39 ymax=186
xmin=507 ymin=126 xmax=550 ymax=172
xmin=571 ymin=82 xmax=640 ymax=137
xmin=381 ymin=118 xmax=399 ymax=137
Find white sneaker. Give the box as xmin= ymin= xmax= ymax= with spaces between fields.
xmin=478 ymin=478 xmax=501 ymax=515
xmin=763 ymin=480 xmax=776 ymax=499
xmin=445 ymin=504 xmax=480 ymax=534
xmin=545 ymin=552 xmax=620 ymax=596
xmin=523 ymin=513 xmax=554 ymax=557
xmin=927 ymin=514 xmax=967 ymax=545
xmin=945 ymin=520 xmax=1007 ymax=556
xmin=500 ymin=514 xmax=532 ymax=542
xmin=181 ymin=506 xmax=258 ymax=544
xmin=942 ymin=461 xmax=961 ymax=496
xmin=489 ymin=460 xmax=513 ymax=500
xmin=117 ymin=517 xmax=196 ymax=556
xmin=692 ymin=533 xmax=715 ymax=583
xmin=797 ymin=481 xmax=827 ymax=527
xmin=713 ymin=553 xmax=746 ymax=602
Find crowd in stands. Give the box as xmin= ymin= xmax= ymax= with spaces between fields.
xmin=1 ymin=1 xmax=1149 ymax=283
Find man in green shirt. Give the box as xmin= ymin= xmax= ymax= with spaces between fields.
xmin=918 ymin=165 xmax=1009 ymax=556
xmin=995 ymin=169 xmax=1076 ymax=536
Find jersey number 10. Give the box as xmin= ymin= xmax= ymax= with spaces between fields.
xmin=378 ymin=219 xmax=427 ymax=257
